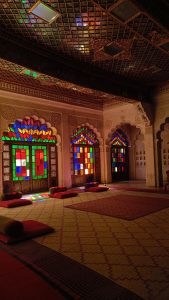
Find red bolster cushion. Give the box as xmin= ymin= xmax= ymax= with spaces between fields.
xmin=0 ymin=216 xmax=24 ymax=237
xmin=49 ymin=186 xmax=67 ymax=194
xmin=2 ymin=192 xmax=22 ymax=200
xmin=85 ymin=187 xmax=109 ymax=192
xmin=0 ymin=199 xmax=32 ymax=208
xmin=50 ymin=191 xmax=78 ymax=199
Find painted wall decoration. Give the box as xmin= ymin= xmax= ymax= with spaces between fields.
xmin=2 ymin=117 xmax=56 ymax=143
xmin=71 ymin=126 xmax=98 ymax=176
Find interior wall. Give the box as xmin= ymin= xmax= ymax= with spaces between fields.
xmin=0 ymin=90 xmax=103 ymax=195
xmin=154 ymin=84 xmax=169 ymax=186
xmin=103 ymin=101 xmax=151 ymax=184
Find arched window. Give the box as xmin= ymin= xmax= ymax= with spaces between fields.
xmin=2 ymin=117 xmax=57 ymax=193
xmin=71 ymin=126 xmax=100 ymax=183
xmin=111 ymin=129 xmax=129 ymax=181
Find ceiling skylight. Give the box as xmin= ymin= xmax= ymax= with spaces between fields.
xmin=29 ymin=1 xmax=60 ymax=24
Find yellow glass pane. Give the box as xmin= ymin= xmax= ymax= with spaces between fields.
xmin=85 ymin=169 xmax=88 ymax=174
xmin=88 ymin=153 xmax=90 ymax=158
xmin=91 ymin=169 xmax=93 ymax=174
xmin=88 ymin=164 xmax=90 ymax=168
xmin=80 ymin=169 xmax=84 ymax=175
xmin=80 ymin=147 xmax=83 ymax=153
xmin=85 ymin=148 xmax=87 ymax=153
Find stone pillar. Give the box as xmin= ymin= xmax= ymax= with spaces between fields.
xmin=61 ymin=113 xmax=72 ymax=187
xmin=145 ymin=125 xmax=156 ymax=186
xmin=0 ymin=116 xmax=3 ymax=196
xmin=57 ymin=144 xmax=63 ymax=186
xmin=104 ymin=145 xmax=112 ymax=184
xmin=99 ymin=144 xmax=105 ymax=183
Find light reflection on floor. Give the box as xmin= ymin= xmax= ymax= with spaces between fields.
xmin=22 ymin=192 xmax=49 ymax=202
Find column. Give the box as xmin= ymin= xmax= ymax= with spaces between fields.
xmin=145 ymin=125 xmax=156 ymax=186
xmin=61 ymin=113 xmax=72 ymax=187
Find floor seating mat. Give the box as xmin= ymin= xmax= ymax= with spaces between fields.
xmin=50 ymin=191 xmax=78 ymax=199
xmin=3 ymin=240 xmax=143 ymax=300
xmin=65 ymin=194 xmax=169 ymax=220
xmin=0 ymin=199 xmax=32 ymax=208
xmin=0 ymin=248 xmax=67 ymax=300
xmin=85 ymin=186 xmax=109 ymax=192
xmin=0 ymin=220 xmax=54 ymax=244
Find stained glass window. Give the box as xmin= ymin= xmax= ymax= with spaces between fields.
xmin=12 ymin=145 xmax=30 ymax=181
xmin=111 ymin=130 xmax=128 ymax=178
xmin=71 ymin=126 xmax=98 ymax=176
xmin=32 ymin=146 xmax=48 ymax=179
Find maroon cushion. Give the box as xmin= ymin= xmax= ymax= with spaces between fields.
xmin=3 ymin=192 xmax=22 ymax=200
xmin=0 ymin=216 xmax=24 ymax=237
xmin=50 ymin=191 xmax=78 ymax=199
xmin=0 ymin=220 xmax=54 ymax=244
xmin=49 ymin=186 xmax=67 ymax=194
xmin=0 ymin=199 xmax=32 ymax=208
xmin=85 ymin=182 xmax=99 ymax=188
xmin=86 ymin=187 xmax=109 ymax=192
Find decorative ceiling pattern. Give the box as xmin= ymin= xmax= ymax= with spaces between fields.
xmin=0 ymin=0 xmax=169 ymax=107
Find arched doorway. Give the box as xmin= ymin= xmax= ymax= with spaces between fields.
xmin=71 ymin=125 xmax=101 ymax=186
xmin=111 ymin=129 xmax=129 ymax=181
xmin=2 ymin=116 xmax=58 ymax=194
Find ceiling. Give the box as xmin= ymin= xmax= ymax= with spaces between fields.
xmin=0 ymin=0 xmax=169 ymax=109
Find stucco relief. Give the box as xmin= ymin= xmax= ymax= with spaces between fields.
xmin=0 ymin=105 xmax=16 ymax=121
xmin=104 ymin=120 xmax=112 ymax=129
xmin=68 ymin=115 xmax=78 ymax=126
xmin=135 ymin=103 xmax=150 ymax=126
xmin=50 ymin=113 xmax=61 ymax=128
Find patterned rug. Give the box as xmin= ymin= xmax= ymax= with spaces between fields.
xmin=65 ymin=194 xmax=169 ymax=220
xmin=110 ymin=186 xmax=169 ymax=194
xmin=2 ymin=240 xmax=143 ymax=300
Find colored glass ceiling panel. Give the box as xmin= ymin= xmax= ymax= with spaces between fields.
xmin=29 ymin=1 xmax=61 ymax=24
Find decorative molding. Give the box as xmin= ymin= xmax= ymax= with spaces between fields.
xmin=136 ymin=103 xmax=151 ymax=126
xmin=0 ymin=104 xmax=16 ymax=121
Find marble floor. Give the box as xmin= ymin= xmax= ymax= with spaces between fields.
xmin=1 ymin=182 xmax=169 ymax=300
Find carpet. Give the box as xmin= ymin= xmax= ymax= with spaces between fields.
xmin=111 ymin=186 xmax=169 ymax=194
xmin=65 ymin=194 xmax=169 ymax=220
xmin=0 ymin=247 xmax=66 ymax=300
xmin=3 ymin=240 xmax=143 ymax=300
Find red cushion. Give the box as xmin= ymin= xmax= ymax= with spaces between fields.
xmin=86 ymin=187 xmax=109 ymax=192
xmin=0 ymin=199 xmax=32 ymax=208
xmin=85 ymin=182 xmax=99 ymax=188
xmin=49 ymin=186 xmax=67 ymax=194
xmin=0 ymin=220 xmax=54 ymax=244
xmin=3 ymin=192 xmax=22 ymax=200
xmin=50 ymin=191 xmax=78 ymax=199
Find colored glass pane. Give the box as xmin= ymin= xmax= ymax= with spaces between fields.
xmin=32 ymin=145 xmax=48 ymax=179
xmin=71 ymin=126 xmax=99 ymax=145
xmin=12 ymin=145 xmax=30 ymax=181
xmin=2 ymin=118 xmax=56 ymax=143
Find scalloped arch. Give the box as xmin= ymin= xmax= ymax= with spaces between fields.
xmin=106 ymin=122 xmax=144 ymax=146
xmin=3 ymin=115 xmax=61 ymax=145
xmin=73 ymin=123 xmax=103 ymax=146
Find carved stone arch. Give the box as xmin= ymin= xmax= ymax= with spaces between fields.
xmin=74 ymin=122 xmax=103 ymax=146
